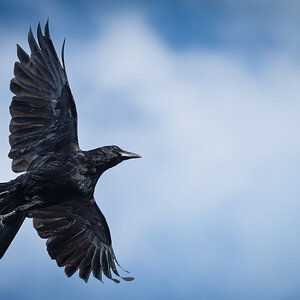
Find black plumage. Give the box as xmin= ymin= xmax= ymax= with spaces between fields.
xmin=0 ymin=21 xmax=140 ymax=283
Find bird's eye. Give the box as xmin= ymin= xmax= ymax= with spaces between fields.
xmin=112 ymin=146 xmax=119 ymax=151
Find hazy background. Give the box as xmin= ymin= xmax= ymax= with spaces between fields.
xmin=0 ymin=0 xmax=300 ymax=299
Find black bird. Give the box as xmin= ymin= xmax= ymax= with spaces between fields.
xmin=0 ymin=21 xmax=140 ymax=283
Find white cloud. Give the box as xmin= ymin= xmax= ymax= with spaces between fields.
xmin=67 ymin=14 xmax=300 ymax=294
xmin=0 ymin=12 xmax=300 ymax=297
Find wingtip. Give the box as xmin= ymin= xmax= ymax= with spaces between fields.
xmin=61 ymin=38 xmax=67 ymax=71
xmin=16 ymin=44 xmax=29 ymax=64
xmin=122 ymin=276 xmax=135 ymax=281
xmin=114 ymin=257 xmax=130 ymax=273
xmin=112 ymin=278 xmax=121 ymax=284
xmin=37 ymin=22 xmax=42 ymax=36
xmin=28 ymin=26 xmax=35 ymax=44
xmin=36 ymin=22 xmax=44 ymax=47
xmin=83 ymin=277 xmax=89 ymax=283
xmin=28 ymin=26 xmax=33 ymax=37
xmin=45 ymin=18 xmax=50 ymax=37
xmin=62 ymin=37 xmax=66 ymax=49
xmin=96 ymin=273 xmax=104 ymax=283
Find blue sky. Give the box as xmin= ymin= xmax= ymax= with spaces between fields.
xmin=0 ymin=0 xmax=300 ymax=299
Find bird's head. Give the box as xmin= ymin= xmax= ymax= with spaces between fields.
xmin=94 ymin=145 xmax=141 ymax=171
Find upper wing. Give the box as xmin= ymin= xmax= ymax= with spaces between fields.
xmin=9 ymin=21 xmax=79 ymax=173
xmin=28 ymin=200 xmax=134 ymax=283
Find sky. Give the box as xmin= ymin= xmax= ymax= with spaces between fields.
xmin=0 ymin=0 xmax=300 ymax=299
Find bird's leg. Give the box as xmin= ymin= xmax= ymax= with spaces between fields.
xmin=0 ymin=196 xmax=44 ymax=229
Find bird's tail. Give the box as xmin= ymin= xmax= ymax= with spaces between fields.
xmin=0 ymin=179 xmax=25 ymax=259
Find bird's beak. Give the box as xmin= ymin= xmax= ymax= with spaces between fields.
xmin=120 ymin=150 xmax=141 ymax=160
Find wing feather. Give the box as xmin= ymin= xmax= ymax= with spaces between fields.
xmin=9 ymin=21 xmax=79 ymax=173
xmin=28 ymin=201 xmax=134 ymax=283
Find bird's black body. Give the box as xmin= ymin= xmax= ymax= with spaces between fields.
xmin=0 ymin=21 xmax=140 ymax=283
xmin=20 ymin=147 xmax=130 ymax=205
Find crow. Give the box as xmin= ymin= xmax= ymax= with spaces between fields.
xmin=0 ymin=21 xmax=140 ymax=283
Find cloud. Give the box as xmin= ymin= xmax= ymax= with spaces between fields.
xmin=66 ymin=14 xmax=300 ymax=296
xmin=0 ymin=10 xmax=300 ymax=299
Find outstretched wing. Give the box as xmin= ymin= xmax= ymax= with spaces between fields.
xmin=9 ymin=21 xmax=79 ymax=173
xmin=28 ymin=200 xmax=134 ymax=283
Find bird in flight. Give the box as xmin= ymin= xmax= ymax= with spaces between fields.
xmin=0 ymin=21 xmax=140 ymax=283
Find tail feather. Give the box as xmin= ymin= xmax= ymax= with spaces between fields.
xmin=0 ymin=179 xmax=24 ymax=259
xmin=0 ymin=214 xmax=25 ymax=258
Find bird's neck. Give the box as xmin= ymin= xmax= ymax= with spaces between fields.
xmin=81 ymin=149 xmax=116 ymax=177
